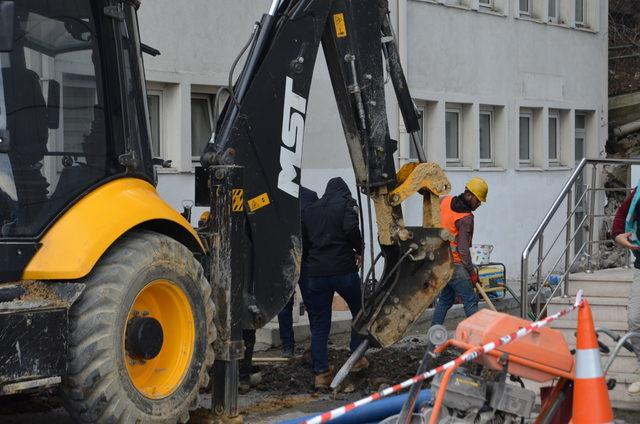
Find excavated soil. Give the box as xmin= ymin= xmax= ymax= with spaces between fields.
xmin=255 ymin=341 xmax=459 ymax=397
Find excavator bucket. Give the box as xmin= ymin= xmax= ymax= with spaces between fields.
xmin=354 ymin=162 xmax=454 ymax=348
xmin=354 ymin=227 xmax=453 ymax=347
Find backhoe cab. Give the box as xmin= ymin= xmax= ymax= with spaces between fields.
xmin=0 ymin=1 xmax=213 ymax=422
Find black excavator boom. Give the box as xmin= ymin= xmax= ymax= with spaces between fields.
xmin=197 ymin=0 xmax=454 ymax=415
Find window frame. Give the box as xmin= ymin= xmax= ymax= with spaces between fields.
xmin=445 ymin=107 xmax=462 ymax=165
xmin=548 ymin=0 xmax=558 ymax=23
xmin=146 ymin=89 xmax=164 ymax=159
xmin=479 ymin=0 xmax=493 ymax=8
xmin=519 ymin=0 xmax=531 ymax=16
xmin=519 ymin=110 xmax=534 ymax=165
xmin=548 ymin=111 xmax=560 ymax=165
xmin=479 ymin=108 xmax=494 ymax=166
xmin=575 ymin=0 xmax=585 ymax=26
xmin=575 ymin=113 xmax=586 ymax=164
xmin=190 ymin=92 xmax=215 ymax=162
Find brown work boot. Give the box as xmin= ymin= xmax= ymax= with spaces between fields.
xmin=314 ymin=367 xmax=334 ymax=390
xmin=351 ymin=356 xmax=370 ymax=373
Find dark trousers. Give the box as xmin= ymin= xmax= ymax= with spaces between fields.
xmin=277 ymin=294 xmax=295 ymax=350
xmin=431 ymin=264 xmax=479 ymax=326
xmin=305 ymin=272 xmax=362 ymax=374
xmin=239 ymin=329 xmax=256 ymax=379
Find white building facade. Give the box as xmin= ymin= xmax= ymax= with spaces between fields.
xmin=138 ymin=0 xmax=608 ymax=277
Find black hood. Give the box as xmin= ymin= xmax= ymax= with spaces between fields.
xmin=300 ymin=186 xmax=318 ymax=211
xmin=323 ymin=177 xmax=351 ymax=199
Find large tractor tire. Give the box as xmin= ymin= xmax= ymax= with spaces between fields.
xmin=60 ymin=230 xmax=215 ymax=423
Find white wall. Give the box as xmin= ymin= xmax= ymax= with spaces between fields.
xmin=137 ymin=0 xmax=608 ymax=280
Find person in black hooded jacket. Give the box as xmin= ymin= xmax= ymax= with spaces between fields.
xmin=301 ymin=177 xmax=368 ymax=389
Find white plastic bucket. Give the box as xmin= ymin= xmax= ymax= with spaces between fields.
xmin=471 ymin=244 xmax=494 ymax=265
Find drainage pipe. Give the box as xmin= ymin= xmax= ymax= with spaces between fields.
xmin=278 ymin=389 xmax=431 ymax=424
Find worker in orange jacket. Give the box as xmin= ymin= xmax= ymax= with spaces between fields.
xmin=431 ymin=177 xmax=488 ymax=326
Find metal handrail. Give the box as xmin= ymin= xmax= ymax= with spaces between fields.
xmin=520 ymin=158 xmax=640 ymax=318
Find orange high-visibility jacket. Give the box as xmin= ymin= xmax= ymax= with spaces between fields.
xmin=440 ymin=196 xmax=472 ymax=264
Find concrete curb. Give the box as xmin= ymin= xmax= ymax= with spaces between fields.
xmin=256 ymin=294 xmax=522 ymax=351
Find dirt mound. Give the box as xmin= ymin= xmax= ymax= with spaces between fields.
xmin=255 ymin=343 xmax=443 ymax=396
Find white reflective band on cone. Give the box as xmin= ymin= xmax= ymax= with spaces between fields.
xmin=575 ymin=348 xmax=604 ymax=379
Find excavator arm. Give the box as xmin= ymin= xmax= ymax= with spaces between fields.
xmin=197 ymin=0 xmax=453 ymax=349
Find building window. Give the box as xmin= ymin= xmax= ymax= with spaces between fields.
xmin=548 ymin=0 xmax=558 ymax=23
xmin=479 ymin=109 xmax=493 ymax=165
xmin=575 ymin=0 xmax=584 ymax=26
xmin=519 ymin=0 xmax=531 ymax=15
xmin=147 ymin=91 xmax=162 ymax=158
xmin=575 ymin=113 xmax=586 ymax=163
xmin=519 ymin=110 xmax=533 ymax=164
xmin=409 ymin=106 xmax=425 ymax=161
xmin=191 ymin=93 xmax=215 ymax=161
xmin=445 ymin=109 xmax=461 ymax=165
xmin=479 ymin=0 xmax=492 ymax=7
xmin=548 ymin=112 xmax=560 ymax=164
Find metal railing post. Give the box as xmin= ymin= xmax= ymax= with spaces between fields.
xmin=536 ymin=235 xmax=544 ymax=315
xmin=587 ymin=164 xmax=598 ymax=272
xmin=564 ymin=189 xmax=572 ymax=297
xmin=521 ymin=256 xmax=529 ymax=318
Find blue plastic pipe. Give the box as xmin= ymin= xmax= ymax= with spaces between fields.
xmin=279 ymin=389 xmax=431 ymax=424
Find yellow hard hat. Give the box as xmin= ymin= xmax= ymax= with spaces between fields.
xmin=466 ymin=177 xmax=488 ymax=202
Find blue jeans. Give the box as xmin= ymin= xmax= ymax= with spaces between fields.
xmin=431 ymin=264 xmax=479 ymax=326
xmin=305 ymin=272 xmax=363 ymax=374
xmin=277 ymin=294 xmax=295 ymax=350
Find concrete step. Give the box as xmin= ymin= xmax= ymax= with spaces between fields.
xmin=567 ymin=279 xmax=631 ymax=298
xmin=565 ymin=269 xmax=632 ymax=298
xmin=553 ymin=323 xmax=635 ymax=357
xmin=604 ymin=372 xmax=640 ymax=410
xmin=549 ymin=297 xmax=629 ymax=323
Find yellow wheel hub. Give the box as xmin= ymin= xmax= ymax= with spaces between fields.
xmin=124 ymin=280 xmax=195 ymax=399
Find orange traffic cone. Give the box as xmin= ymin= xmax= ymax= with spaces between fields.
xmin=572 ymin=299 xmax=613 ymax=423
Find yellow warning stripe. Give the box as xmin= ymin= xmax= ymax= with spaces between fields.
xmin=232 ymin=189 xmax=244 ymax=212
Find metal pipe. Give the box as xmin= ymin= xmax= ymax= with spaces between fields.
xmin=536 ymin=235 xmax=544 ymax=315
xmin=520 ymin=255 xmax=529 ymax=318
xmin=330 ymin=339 xmax=370 ymax=390
xmin=397 ymin=345 xmax=433 ymax=424
xmin=587 ymin=164 xmax=597 ymax=271
xmin=564 ymin=189 xmax=572 ymax=297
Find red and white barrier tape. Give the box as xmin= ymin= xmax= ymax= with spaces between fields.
xmin=299 ymin=290 xmax=584 ymax=424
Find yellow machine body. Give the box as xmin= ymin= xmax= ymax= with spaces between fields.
xmin=23 ymin=178 xmax=203 ymax=281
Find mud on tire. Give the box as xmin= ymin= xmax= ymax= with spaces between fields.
xmin=60 ymin=230 xmax=215 ymax=423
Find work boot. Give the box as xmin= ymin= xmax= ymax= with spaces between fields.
xmin=239 ymin=371 xmax=263 ymax=394
xmin=282 ymin=345 xmax=295 ymax=358
xmin=351 ymin=356 xmax=369 ymax=373
xmin=628 ymin=380 xmax=640 ymax=396
xmin=314 ymin=367 xmax=334 ymax=390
